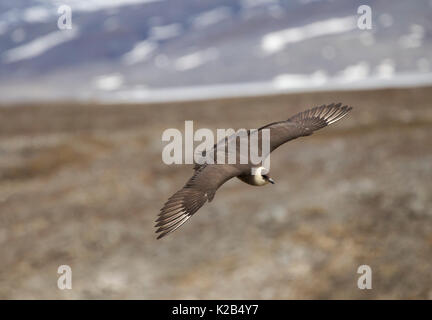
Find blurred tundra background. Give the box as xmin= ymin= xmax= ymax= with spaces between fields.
xmin=0 ymin=0 xmax=431 ymax=299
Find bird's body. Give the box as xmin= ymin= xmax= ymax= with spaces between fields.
xmin=156 ymin=103 xmax=352 ymax=239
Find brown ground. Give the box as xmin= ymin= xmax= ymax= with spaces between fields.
xmin=0 ymin=86 xmax=431 ymax=299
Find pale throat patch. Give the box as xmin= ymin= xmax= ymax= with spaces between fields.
xmin=253 ymin=166 xmax=269 ymax=186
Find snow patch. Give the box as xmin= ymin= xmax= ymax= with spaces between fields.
xmin=273 ymin=71 xmax=328 ymax=89
xmin=337 ymin=61 xmax=370 ymax=82
xmin=375 ymin=59 xmax=395 ymax=79
xmin=174 ymin=48 xmax=219 ymax=71
xmin=103 ymin=72 xmax=432 ymax=104
xmin=51 ymin=0 xmax=163 ymax=12
xmin=241 ymin=0 xmax=279 ymax=8
xmin=261 ymin=16 xmax=357 ymax=54
xmin=93 ymin=73 xmax=124 ymax=91
xmin=23 ymin=6 xmax=51 ymax=23
xmin=192 ymin=7 xmax=232 ymax=28
xmin=121 ymin=40 xmax=157 ymax=65
xmin=2 ymin=28 xmax=79 ymax=63
xmin=149 ymin=24 xmax=182 ymax=40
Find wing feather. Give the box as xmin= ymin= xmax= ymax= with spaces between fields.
xmin=261 ymin=103 xmax=352 ymax=152
xmin=156 ymin=164 xmax=240 ymax=239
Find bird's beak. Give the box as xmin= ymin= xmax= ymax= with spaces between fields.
xmin=268 ymin=178 xmax=275 ymax=184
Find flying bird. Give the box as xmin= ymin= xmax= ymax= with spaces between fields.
xmin=155 ymin=103 xmax=352 ymax=239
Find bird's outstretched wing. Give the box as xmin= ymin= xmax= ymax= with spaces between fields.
xmin=156 ymin=164 xmax=240 ymax=239
xmin=260 ymin=103 xmax=352 ymax=152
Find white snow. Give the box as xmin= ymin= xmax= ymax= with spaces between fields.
xmin=337 ymin=61 xmax=370 ymax=82
xmin=121 ymin=40 xmax=157 ymax=65
xmin=273 ymin=71 xmax=328 ymax=89
xmin=149 ymin=24 xmax=182 ymax=41
xmin=0 ymin=0 xmax=162 ymax=29
xmin=261 ymin=16 xmax=357 ymax=54
xmin=50 ymin=0 xmax=163 ymax=12
xmin=267 ymin=4 xmax=284 ymax=19
xmin=2 ymin=28 xmax=79 ymax=63
xmin=103 ymin=72 xmax=432 ymax=104
xmin=174 ymin=48 xmax=219 ymax=71
xmin=241 ymin=0 xmax=279 ymax=8
xmin=23 ymin=6 xmax=51 ymax=23
xmin=192 ymin=7 xmax=232 ymax=28
xmin=93 ymin=73 xmax=124 ymax=91
xmin=375 ymin=59 xmax=395 ymax=79
xmin=299 ymin=0 xmax=323 ymax=3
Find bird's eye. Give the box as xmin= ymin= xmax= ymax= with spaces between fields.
xmin=262 ymin=175 xmax=268 ymax=180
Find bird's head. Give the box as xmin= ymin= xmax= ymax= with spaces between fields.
xmin=262 ymin=174 xmax=275 ymax=185
xmin=253 ymin=166 xmax=275 ymax=186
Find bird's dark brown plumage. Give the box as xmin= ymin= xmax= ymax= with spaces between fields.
xmin=156 ymin=164 xmax=240 ymax=239
xmin=259 ymin=102 xmax=352 ymax=153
